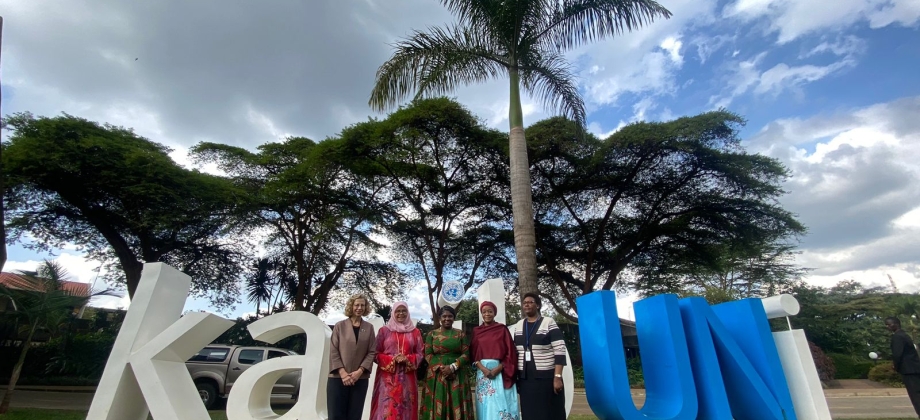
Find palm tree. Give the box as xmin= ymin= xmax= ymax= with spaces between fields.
xmin=0 ymin=260 xmax=114 ymax=414
xmin=369 ymin=0 xmax=672 ymax=296
xmin=246 ymin=258 xmax=275 ymax=317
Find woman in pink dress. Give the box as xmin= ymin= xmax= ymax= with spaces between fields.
xmin=370 ymin=302 xmax=424 ymax=420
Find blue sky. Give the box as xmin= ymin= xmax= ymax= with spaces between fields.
xmin=1 ymin=0 xmax=919 ymax=321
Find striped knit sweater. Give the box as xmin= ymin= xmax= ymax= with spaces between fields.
xmin=513 ymin=317 xmax=567 ymax=379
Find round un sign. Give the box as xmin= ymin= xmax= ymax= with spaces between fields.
xmin=440 ymin=280 xmax=465 ymax=306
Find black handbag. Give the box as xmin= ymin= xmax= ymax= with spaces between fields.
xmin=416 ymin=358 xmax=429 ymax=380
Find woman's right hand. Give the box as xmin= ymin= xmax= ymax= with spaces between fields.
xmin=339 ymin=368 xmax=354 ymax=386
xmin=477 ymin=362 xmax=492 ymax=378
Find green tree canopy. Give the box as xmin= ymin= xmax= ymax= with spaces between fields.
xmin=3 ymin=113 xmax=246 ymax=308
xmin=788 ymin=280 xmax=909 ymax=358
xmin=340 ymin=98 xmax=515 ymax=319
xmin=370 ymin=0 xmax=672 ymax=298
xmin=521 ymin=112 xmax=806 ymax=320
xmin=191 ymin=136 xmax=409 ymax=314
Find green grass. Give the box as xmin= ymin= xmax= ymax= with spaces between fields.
xmin=0 ymin=408 xmax=87 ymax=419
xmin=0 ymin=408 xmax=259 ymax=419
xmin=0 ymin=408 xmax=914 ymax=420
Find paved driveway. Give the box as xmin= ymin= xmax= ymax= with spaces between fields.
xmin=2 ymin=389 xmax=917 ymax=418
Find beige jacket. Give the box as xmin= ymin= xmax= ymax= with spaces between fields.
xmin=328 ymin=318 xmax=377 ymax=379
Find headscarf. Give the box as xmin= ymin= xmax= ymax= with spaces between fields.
xmin=479 ymin=301 xmax=497 ymax=314
xmin=385 ymin=301 xmax=416 ymax=333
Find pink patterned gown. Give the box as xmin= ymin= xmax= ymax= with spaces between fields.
xmin=371 ymin=327 xmax=424 ymax=420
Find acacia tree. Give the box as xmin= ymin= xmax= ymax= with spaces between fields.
xmin=523 ymin=112 xmax=806 ymax=320
xmin=340 ymin=98 xmax=514 ymax=319
xmin=369 ymin=0 xmax=672 ymax=297
xmin=3 ymin=113 xmax=246 ymax=308
xmin=192 ymin=137 xmax=409 ymax=314
xmin=635 ymin=240 xmax=808 ymax=303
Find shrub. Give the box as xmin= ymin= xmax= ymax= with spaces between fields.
xmin=828 ymin=353 xmax=873 ymax=379
xmin=868 ymin=363 xmax=904 ymax=387
xmin=808 ymin=342 xmax=835 ymax=381
xmin=626 ymin=357 xmax=643 ymax=389
xmin=44 ymin=332 xmax=116 ymax=377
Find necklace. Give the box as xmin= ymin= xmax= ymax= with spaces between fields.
xmin=396 ymin=332 xmax=405 ymax=355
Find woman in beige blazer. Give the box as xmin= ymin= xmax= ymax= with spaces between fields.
xmin=328 ymin=294 xmax=377 ymax=420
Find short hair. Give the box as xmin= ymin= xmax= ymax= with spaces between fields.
xmin=886 ymin=316 xmax=902 ymax=326
xmin=522 ymin=292 xmax=541 ymax=307
xmin=438 ymin=305 xmax=457 ymax=317
xmin=344 ymin=294 xmax=372 ymax=317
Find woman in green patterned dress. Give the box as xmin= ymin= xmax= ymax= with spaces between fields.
xmin=420 ymin=305 xmax=473 ymax=420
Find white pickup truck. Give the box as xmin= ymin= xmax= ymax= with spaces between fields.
xmin=186 ymin=344 xmax=301 ymax=409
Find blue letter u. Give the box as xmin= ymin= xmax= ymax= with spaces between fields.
xmin=577 ymin=291 xmax=697 ymax=420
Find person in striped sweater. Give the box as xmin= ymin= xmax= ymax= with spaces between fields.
xmin=513 ymin=292 xmax=567 ymax=420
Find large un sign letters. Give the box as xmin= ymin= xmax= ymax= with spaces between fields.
xmin=88 ymin=263 xmax=830 ymax=420
xmin=577 ymin=291 xmax=831 ymax=420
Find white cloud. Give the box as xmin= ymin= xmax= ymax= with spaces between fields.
xmin=754 ymin=59 xmax=855 ymax=95
xmin=723 ymin=0 xmax=920 ymax=44
xmin=745 ymin=96 xmax=920 ymax=289
xmin=576 ymin=0 xmax=717 ymax=108
xmin=588 ymin=121 xmax=624 ymax=139
xmin=711 ymin=52 xmax=855 ymax=107
xmin=660 ymin=36 xmax=684 ymax=66
xmin=801 ymin=35 xmax=867 ymax=58
xmin=692 ymin=34 xmax=735 ymax=64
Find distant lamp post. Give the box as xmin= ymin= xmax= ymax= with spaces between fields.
xmin=869 ymin=352 xmax=879 ymax=364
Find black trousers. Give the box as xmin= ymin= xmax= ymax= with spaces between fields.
xmin=903 ymin=374 xmax=920 ymax=417
xmin=327 ymin=377 xmax=369 ymax=420
xmin=517 ymin=378 xmax=565 ymax=420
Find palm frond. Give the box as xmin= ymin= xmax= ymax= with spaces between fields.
xmin=518 ymin=50 xmax=586 ymax=126
xmin=532 ymin=0 xmax=672 ymax=51
xmin=369 ymin=25 xmax=508 ymax=112
xmin=437 ymin=0 xmax=501 ymax=26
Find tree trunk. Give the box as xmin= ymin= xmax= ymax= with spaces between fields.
xmin=123 ymin=259 xmax=143 ymax=299
xmin=0 ymin=16 xmax=7 ymax=274
xmin=0 ymin=321 xmax=37 ymax=414
xmin=507 ymin=67 xmax=539 ymax=297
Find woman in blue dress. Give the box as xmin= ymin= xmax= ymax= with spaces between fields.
xmin=470 ymin=301 xmax=519 ymax=420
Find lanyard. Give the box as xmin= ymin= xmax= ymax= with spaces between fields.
xmin=524 ymin=318 xmax=539 ymax=350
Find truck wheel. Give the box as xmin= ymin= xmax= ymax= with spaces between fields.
xmin=196 ymin=381 xmax=218 ymax=409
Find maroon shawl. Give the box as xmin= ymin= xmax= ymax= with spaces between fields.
xmin=471 ymin=322 xmax=517 ymax=388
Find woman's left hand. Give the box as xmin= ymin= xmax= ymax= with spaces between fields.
xmin=553 ymin=377 xmax=563 ymax=394
xmin=439 ymin=365 xmax=453 ymax=376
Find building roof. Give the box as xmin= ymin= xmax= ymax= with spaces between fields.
xmin=0 ymin=272 xmax=91 ymax=297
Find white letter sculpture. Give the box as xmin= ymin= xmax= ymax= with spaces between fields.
xmin=88 ymin=262 xmax=334 ymax=420
xmin=762 ymin=295 xmax=832 ymax=420
xmin=361 ymin=314 xmax=385 ymax=420
xmin=475 ymin=278 xmax=575 ymax=418
xmin=86 ymin=263 xmax=235 ymax=420
xmin=226 ymin=311 xmax=332 ymax=420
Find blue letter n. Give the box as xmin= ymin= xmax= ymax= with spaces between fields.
xmin=679 ymin=297 xmax=797 ymax=420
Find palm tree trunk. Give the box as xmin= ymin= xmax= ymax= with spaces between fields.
xmin=0 ymin=16 xmax=7 ymax=275
xmin=507 ymin=67 xmax=539 ymax=297
xmin=0 ymin=321 xmax=38 ymax=414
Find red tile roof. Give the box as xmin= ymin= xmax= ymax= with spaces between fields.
xmin=0 ymin=272 xmax=91 ymax=297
